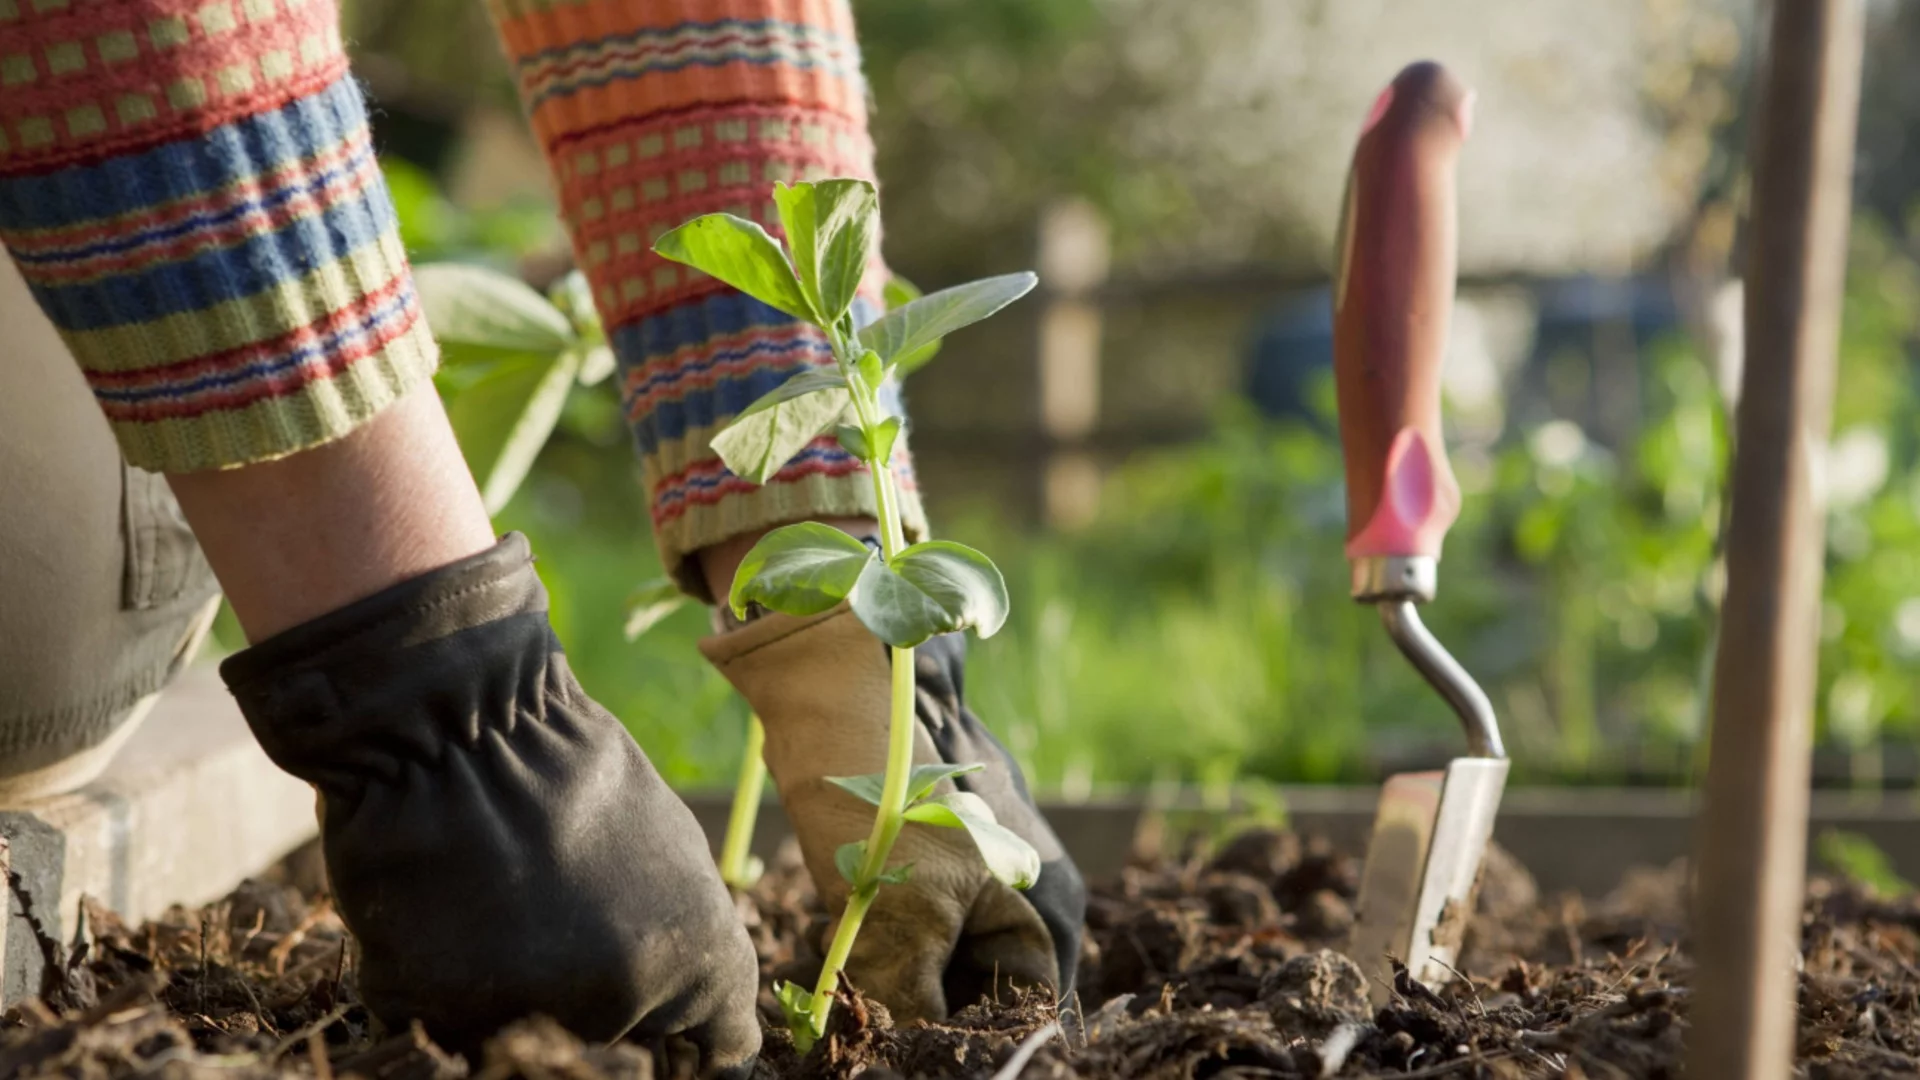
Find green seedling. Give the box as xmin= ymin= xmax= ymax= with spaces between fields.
xmin=415 ymin=264 xmax=614 ymax=514
xmin=655 ymin=178 xmax=1041 ymax=1050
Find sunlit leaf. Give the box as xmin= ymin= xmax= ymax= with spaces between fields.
xmin=825 ymin=771 xmax=888 ymax=807
xmin=416 ymin=263 xmax=575 ymax=360
xmin=891 ymin=341 xmax=942 ymax=378
xmin=737 ymin=368 xmax=848 ymax=418
xmin=902 ymin=792 xmax=1040 ymax=889
xmin=775 ymin=180 xmax=878 ymax=325
xmin=856 ymin=348 xmax=884 ymax=390
xmin=731 ymin=522 xmax=874 ymax=620
xmin=654 ymin=214 xmax=816 ymax=323
xmin=576 ymin=344 xmax=616 ymax=386
xmin=775 ymin=980 xmax=819 ymax=1051
xmin=623 ymin=577 xmax=687 ymax=641
xmin=711 ymin=387 xmax=854 ymax=484
xmin=882 ymin=275 xmax=938 ymax=374
xmin=905 ymin=762 xmax=985 ymax=804
xmin=869 ymin=416 xmax=903 ymax=466
xmin=835 ymin=841 xmax=866 ymax=884
xmin=443 ymin=349 xmax=583 ymax=515
xmin=848 ymin=541 xmax=1009 ymax=647
xmin=883 ymin=274 xmax=923 ymax=309
xmin=835 ymin=424 xmax=871 ymax=460
xmin=859 ymin=272 xmax=1038 ymax=369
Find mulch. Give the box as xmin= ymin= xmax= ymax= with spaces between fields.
xmin=5 ymin=827 xmax=1919 ymax=1078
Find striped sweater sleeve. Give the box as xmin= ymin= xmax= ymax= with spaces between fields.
xmin=485 ymin=0 xmax=926 ymax=596
xmin=0 ymin=0 xmax=435 ymax=473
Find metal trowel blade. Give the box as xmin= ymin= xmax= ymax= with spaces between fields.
xmin=1347 ymin=756 xmax=1510 ymax=1005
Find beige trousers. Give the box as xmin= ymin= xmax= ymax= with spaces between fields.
xmin=0 ymin=256 xmax=221 ymax=799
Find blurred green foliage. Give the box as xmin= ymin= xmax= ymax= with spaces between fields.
xmin=359 ymin=176 xmax=1920 ymax=792
xmin=1816 ymin=829 xmax=1913 ymax=898
xmin=207 ymin=161 xmax=1920 ymax=797
xmin=473 ymin=235 xmax=1919 ymax=793
xmin=188 ymin=133 xmax=1920 ymax=796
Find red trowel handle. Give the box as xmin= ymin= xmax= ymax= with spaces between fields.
xmin=1333 ymin=62 xmax=1472 ymax=563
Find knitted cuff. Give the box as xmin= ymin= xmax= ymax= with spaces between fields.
xmin=0 ymin=0 xmax=436 ymax=473
xmin=624 ymin=288 xmax=924 ymax=597
xmin=486 ymin=0 xmax=923 ymax=594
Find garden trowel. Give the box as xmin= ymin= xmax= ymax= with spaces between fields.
xmin=1331 ymin=62 xmax=1509 ymax=1003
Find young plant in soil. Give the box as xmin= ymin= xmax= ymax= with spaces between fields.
xmin=655 ymin=178 xmax=1041 ymax=1049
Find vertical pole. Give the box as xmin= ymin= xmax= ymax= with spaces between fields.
xmin=1687 ymin=2 xmax=1864 ymax=1078
xmin=1036 ymin=199 xmax=1111 ymax=529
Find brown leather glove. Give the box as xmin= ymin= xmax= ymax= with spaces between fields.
xmin=700 ymin=607 xmax=1085 ymax=1022
xmin=222 ymin=534 xmax=760 ymax=1070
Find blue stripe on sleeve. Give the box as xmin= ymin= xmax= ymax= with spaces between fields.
xmin=0 ymin=74 xmax=369 ymax=233
xmin=28 ymin=182 xmax=398 ymax=331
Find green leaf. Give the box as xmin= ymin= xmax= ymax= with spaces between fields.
xmin=849 ymin=559 xmax=953 ymax=649
xmin=737 ymin=369 xmax=849 ymax=418
xmin=771 ymin=183 xmax=819 ymax=301
xmin=891 ymin=341 xmax=942 ymax=378
xmin=869 ymin=416 xmax=903 ymax=466
xmin=858 ymin=272 xmax=1038 ymax=369
xmin=576 ymin=344 xmax=616 ymax=386
xmin=775 ymin=180 xmax=879 ymax=324
xmin=835 ymin=423 xmax=871 ymax=459
xmin=881 ymin=276 xmax=939 ymax=375
xmin=825 ymin=771 xmax=888 ymax=807
xmin=883 ymin=274 xmax=923 ymax=309
xmin=710 ymin=386 xmax=853 ymax=484
xmin=905 ymin=762 xmax=986 ymax=804
xmin=623 ymin=577 xmax=687 ymax=641
xmin=730 ymin=522 xmax=875 ymax=620
xmin=813 ymin=177 xmax=878 ymax=320
xmin=849 ymin=541 xmax=1010 ymax=647
xmin=774 ymin=980 xmax=819 ymax=1051
xmin=415 ymin=263 xmax=575 ymax=360
xmin=653 ymin=214 xmax=816 ymax=323
xmin=857 ymin=348 xmax=884 ymax=391
xmin=833 ymin=840 xmax=912 ymax=887
xmin=902 ymin=792 xmax=1041 ymax=889
xmin=835 ymin=841 xmax=866 ymax=884
xmin=443 ymin=350 xmax=583 ymax=515
xmin=547 ymin=269 xmax=595 ymax=326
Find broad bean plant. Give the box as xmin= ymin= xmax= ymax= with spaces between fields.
xmin=654 ymin=178 xmax=1040 ymax=1048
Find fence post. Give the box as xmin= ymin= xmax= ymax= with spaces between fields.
xmin=1036 ymin=199 xmax=1111 ymax=529
xmin=1687 ymin=2 xmax=1864 ymax=1077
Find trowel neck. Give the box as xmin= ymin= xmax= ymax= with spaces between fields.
xmin=1350 ymin=554 xmax=1438 ymax=604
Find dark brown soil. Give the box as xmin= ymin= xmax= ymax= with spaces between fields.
xmin=7 ymin=829 xmax=1920 ymax=1079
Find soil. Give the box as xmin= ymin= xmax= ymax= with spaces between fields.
xmin=6 ymin=829 xmax=1920 ymax=1079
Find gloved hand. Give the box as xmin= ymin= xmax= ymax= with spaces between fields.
xmin=700 ymin=607 xmax=1085 ymax=1022
xmin=221 ymin=534 xmax=760 ymax=1070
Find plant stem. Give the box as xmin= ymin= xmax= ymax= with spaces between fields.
xmin=806 ymin=643 xmax=916 ymax=1038
xmin=719 ymin=714 xmax=767 ymax=890
xmin=802 ymin=332 xmax=920 ymax=1043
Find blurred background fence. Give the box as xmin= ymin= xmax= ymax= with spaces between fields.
xmin=250 ymin=0 xmax=1920 ymax=793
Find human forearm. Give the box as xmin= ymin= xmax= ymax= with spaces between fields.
xmin=167 ymin=386 xmax=495 ymax=642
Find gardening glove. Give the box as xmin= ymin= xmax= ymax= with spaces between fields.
xmin=700 ymin=606 xmax=1086 ymax=1022
xmin=221 ymin=533 xmax=761 ymax=1071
